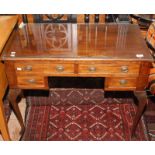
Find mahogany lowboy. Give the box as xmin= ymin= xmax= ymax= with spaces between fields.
xmin=2 ymin=23 xmax=153 ymax=137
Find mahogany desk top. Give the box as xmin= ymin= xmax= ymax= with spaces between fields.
xmin=2 ymin=23 xmax=152 ymax=61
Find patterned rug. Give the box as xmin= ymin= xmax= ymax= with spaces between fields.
xmin=22 ymin=89 xmax=149 ymax=141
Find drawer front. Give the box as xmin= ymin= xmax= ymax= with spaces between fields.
xmin=105 ymin=77 xmax=137 ymax=90
xmin=15 ymin=63 xmax=44 ymax=75
xmin=15 ymin=63 xmax=75 ymax=75
xmin=78 ymin=63 xmax=140 ymax=76
xmin=17 ymin=76 xmax=46 ymax=89
xmin=45 ymin=64 xmax=75 ymax=75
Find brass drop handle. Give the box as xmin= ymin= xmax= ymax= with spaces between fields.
xmin=23 ymin=65 xmax=32 ymax=71
xmin=56 ymin=65 xmax=64 ymax=72
xmin=119 ymin=79 xmax=127 ymax=85
xmin=121 ymin=66 xmax=128 ymax=73
xmin=27 ymin=79 xmax=36 ymax=83
xmin=88 ymin=66 xmax=96 ymax=72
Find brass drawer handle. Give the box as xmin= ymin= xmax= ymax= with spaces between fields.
xmin=119 ymin=79 xmax=127 ymax=85
xmin=27 ymin=79 xmax=36 ymax=83
xmin=23 ymin=65 xmax=32 ymax=71
xmin=56 ymin=65 xmax=64 ymax=72
xmin=88 ymin=66 xmax=96 ymax=72
xmin=121 ymin=66 xmax=128 ymax=73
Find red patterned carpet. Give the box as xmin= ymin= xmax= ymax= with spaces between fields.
xmin=22 ymin=89 xmax=149 ymax=141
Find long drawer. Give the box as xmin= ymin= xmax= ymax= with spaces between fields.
xmin=78 ymin=63 xmax=140 ymax=76
xmin=15 ymin=63 xmax=44 ymax=75
xmin=15 ymin=62 xmax=75 ymax=76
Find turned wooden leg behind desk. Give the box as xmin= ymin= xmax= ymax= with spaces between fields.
xmin=0 ymin=63 xmax=10 ymax=140
xmin=8 ymin=88 xmax=25 ymax=134
xmin=0 ymin=99 xmax=10 ymax=140
xmin=0 ymin=88 xmax=25 ymax=140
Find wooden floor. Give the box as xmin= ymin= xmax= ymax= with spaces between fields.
xmin=0 ymin=99 xmax=26 ymax=141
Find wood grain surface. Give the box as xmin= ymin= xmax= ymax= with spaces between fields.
xmin=0 ymin=15 xmax=18 ymax=140
xmin=0 ymin=15 xmax=18 ymax=53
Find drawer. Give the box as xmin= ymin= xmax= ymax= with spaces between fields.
xmin=78 ymin=63 xmax=140 ymax=76
xmin=44 ymin=63 xmax=75 ymax=75
xmin=15 ymin=62 xmax=75 ymax=76
xmin=15 ymin=63 xmax=44 ymax=75
xmin=105 ymin=77 xmax=137 ymax=90
xmin=17 ymin=76 xmax=46 ymax=89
